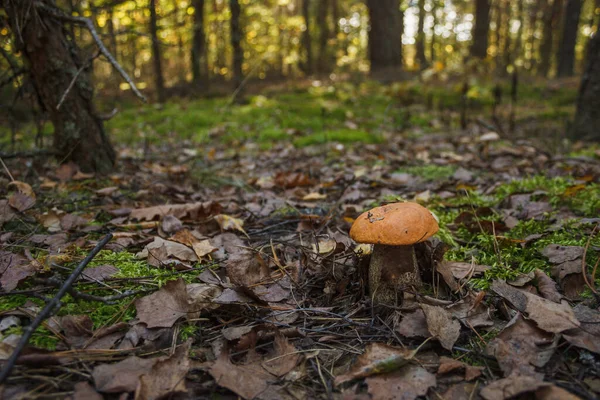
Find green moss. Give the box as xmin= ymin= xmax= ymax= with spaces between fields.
xmin=293 ymin=129 xmax=381 ymax=147
xmin=396 ymin=165 xmax=457 ymax=182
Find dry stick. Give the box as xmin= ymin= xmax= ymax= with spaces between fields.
xmin=581 ymin=224 xmax=599 ymax=296
xmin=0 ymin=233 xmax=113 ymax=384
xmin=33 ymin=2 xmax=147 ymax=103
xmin=56 ymin=50 xmax=101 ymax=110
xmin=0 ymin=156 xmax=15 ymax=181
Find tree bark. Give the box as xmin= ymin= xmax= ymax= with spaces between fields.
xmin=317 ymin=0 xmax=330 ymax=73
xmin=3 ymin=0 xmax=115 ymax=173
xmin=470 ymin=0 xmax=490 ymax=59
xmin=300 ymin=0 xmax=313 ymax=75
xmin=191 ymin=0 xmax=208 ymax=87
xmin=571 ymin=33 xmax=600 ymax=141
xmin=366 ymin=0 xmax=403 ymax=72
xmin=416 ymin=0 xmax=428 ymax=68
xmin=538 ymin=0 xmax=563 ymax=77
xmin=149 ymin=0 xmax=165 ymax=102
xmin=557 ymin=0 xmax=582 ymax=77
xmin=230 ymin=0 xmax=243 ymax=96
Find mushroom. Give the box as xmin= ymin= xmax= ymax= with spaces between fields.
xmin=349 ymin=202 xmax=439 ymax=305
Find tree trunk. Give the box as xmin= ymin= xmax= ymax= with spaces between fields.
xmin=538 ymin=0 xmax=563 ymax=77
xmin=3 ymin=0 xmax=115 ymax=173
xmin=430 ymin=1 xmax=438 ymax=62
xmin=416 ymin=0 xmax=428 ymax=69
xmin=571 ymin=33 xmax=600 ymax=141
xmin=557 ymin=0 xmax=582 ymax=77
xmin=366 ymin=0 xmax=403 ymax=72
xmin=191 ymin=0 xmax=208 ymax=87
xmin=230 ymin=0 xmax=243 ymax=95
xmin=470 ymin=0 xmax=490 ymax=58
xmin=317 ymin=0 xmax=330 ymax=73
xmin=149 ymin=0 xmax=165 ymax=102
xmin=300 ymin=0 xmax=313 ymax=75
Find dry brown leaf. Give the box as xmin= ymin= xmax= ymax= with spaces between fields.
xmin=186 ymin=283 xmax=222 ymax=312
xmin=135 ymin=279 xmax=190 ymax=328
xmin=334 ymin=343 xmax=419 ymax=386
xmin=491 ymin=280 xmax=579 ymax=333
xmin=214 ymin=214 xmax=247 ymax=236
xmin=0 ymin=251 xmax=39 ymax=292
xmin=93 ymin=356 xmax=157 ymax=393
xmin=262 ymin=333 xmax=300 ymax=377
xmin=134 ymin=340 xmax=191 ymax=400
xmin=8 ymin=181 xmax=36 ymax=212
xmin=366 ymin=364 xmax=436 ymax=400
xmin=533 ymin=269 xmax=562 ymax=303
xmin=396 ymin=309 xmax=430 ymax=338
xmin=226 ymin=252 xmax=270 ymax=287
xmin=209 ymin=350 xmax=274 ymax=399
xmin=485 ymin=313 xmax=555 ymax=377
xmin=70 ymin=382 xmax=103 ymax=400
xmin=129 ymin=201 xmax=221 ymax=221
xmin=420 ymin=304 xmax=461 ymax=350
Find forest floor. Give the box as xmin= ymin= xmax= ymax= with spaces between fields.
xmin=1 ymin=78 xmax=600 ymax=399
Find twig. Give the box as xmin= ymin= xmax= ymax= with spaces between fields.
xmin=0 ymin=156 xmax=15 ymax=181
xmin=0 ymin=233 xmax=112 ymax=384
xmin=0 ymin=150 xmax=56 ymax=159
xmin=56 ymin=50 xmax=101 ymax=110
xmin=582 ymin=224 xmax=599 ymax=296
xmin=33 ymin=2 xmax=147 ymax=103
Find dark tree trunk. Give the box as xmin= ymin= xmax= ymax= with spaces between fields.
xmin=191 ymin=0 xmax=208 ymax=87
xmin=430 ymin=1 xmax=438 ymax=62
xmin=538 ymin=0 xmax=563 ymax=77
xmin=571 ymin=33 xmax=600 ymax=141
xmin=366 ymin=0 xmax=402 ymax=72
xmin=3 ymin=0 xmax=115 ymax=173
xmin=317 ymin=0 xmax=330 ymax=73
xmin=557 ymin=0 xmax=582 ymax=77
xmin=230 ymin=0 xmax=243 ymax=94
xmin=416 ymin=0 xmax=428 ymax=68
xmin=300 ymin=0 xmax=313 ymax=75
xmin=149 ymin=0 xmax=165 ymax=102
xmin=470 ymin=0 xmax=490 ymax=59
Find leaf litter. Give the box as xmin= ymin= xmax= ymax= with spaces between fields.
xmin=1 ymin=101 xmax=600 ymax=399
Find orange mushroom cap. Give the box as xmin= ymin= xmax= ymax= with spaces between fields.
xmin=349 ymin=202 xmax=439 ymax=245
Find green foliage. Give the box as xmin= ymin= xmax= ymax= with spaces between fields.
xmin=396 ymin=165 xmax=457 ymax=182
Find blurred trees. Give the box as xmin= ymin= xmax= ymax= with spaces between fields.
xmin=366 ymin=0 xmax=403 ymax=71
xmin=2 ymin=0 xmax=599 ymax=101
xmin=572 ymin=32 xmax=600 ymax=141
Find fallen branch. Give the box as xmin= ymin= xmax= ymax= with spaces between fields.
xmin=33 ymin=1 xmax=147 ymax=103
xmin=0 ymin=149 xmax=57 ymax=159
xmin=0 ymin=233 xmax=113 ymax=384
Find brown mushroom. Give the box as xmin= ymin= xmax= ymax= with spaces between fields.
xmin=350 ymin=202 xmax=439 ymax=305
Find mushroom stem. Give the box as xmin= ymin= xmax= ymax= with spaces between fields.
xmin=369 ymin=244 xmax=422 ymax=305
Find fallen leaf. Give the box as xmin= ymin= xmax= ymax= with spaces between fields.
xmin=420 ymin=304 xmax=460 ymax=350
xmin=81 ymin=264 xmax=119 ymax=282
xmin=366 ymin=364 xmax=436 ymax=400
xmin=129 ymin=201 xmax=221 ymax=222
xmin=214 ymin=214 xmax=247 ymax=236
xmin=491 ymin=280 xmax=579 ymax=333
xmin=134 ymin=340 xmax=191 ymax=400
xmin=485 ymin=313 xmax=555 ymax=377
xmin=396 ymin=309 xmax=430 ymax=338
xmin=135 ymin=279 xmax=190 ymax=328
xmin=262 ymin=333 xmax=300 ymax=377
xmin=226 ymin=252 xmax=270 ymax=287
xmin=0 ymin=251 xmax=39 ymax=292
xmin=93 ymin=356 xmax=157 ymax=393
xmin=335 ymin=343 xmax=420 ymax=386
xmin=69 ymin=381 xmax=103 ymax=400
xmin=209 ymin=349 xmax=274 ymax=399
xmin=302 ymin=192 xmax=327 ymax=201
